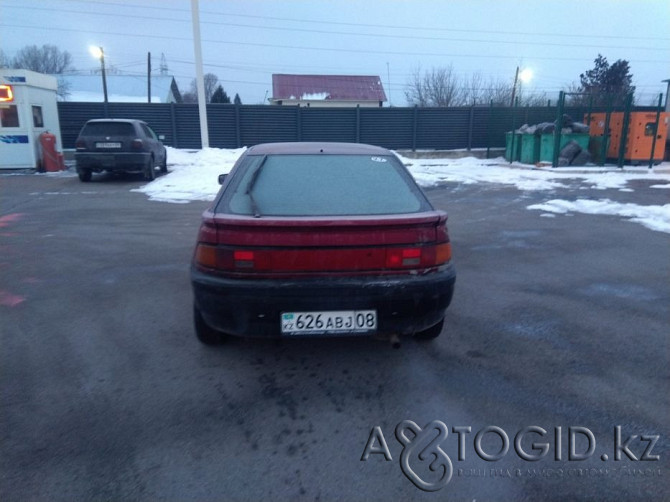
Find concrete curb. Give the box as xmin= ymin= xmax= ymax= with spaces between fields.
xmin=498 ymin=162 xmax=670 ymax=175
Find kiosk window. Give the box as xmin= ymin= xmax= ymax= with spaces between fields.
xmin=0 ymin=105 xmax=20 ymax=127
xmin=32 ymin=106 xmax=44 ymax=128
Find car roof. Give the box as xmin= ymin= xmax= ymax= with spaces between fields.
xmin=84 ymin=118 xmax=145 ymax=125
xmin=246 ymin=142 xmax=392 ymax=156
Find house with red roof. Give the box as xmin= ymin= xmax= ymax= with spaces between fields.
xmin=270 ymin=74 xmax=387 ymax=107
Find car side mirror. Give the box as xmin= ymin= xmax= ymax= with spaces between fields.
xmin=158 ymin=134 xmax=166 ymax=141
xmin=218 ymin=174 xmax=228 ymax=185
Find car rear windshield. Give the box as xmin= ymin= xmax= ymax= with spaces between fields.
xmin=221 ymin=154 xmax=430 ymax=216
xmin=80 ymin=122 xmax=136 ymax=136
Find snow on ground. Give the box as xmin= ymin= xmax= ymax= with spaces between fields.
xmin=130 ymin=146 xmax=670 ymax=233
xmin=132 ymin=147 xmax=246 ymax=204
xmin=527 ymin=199 xmax=670 ymax=234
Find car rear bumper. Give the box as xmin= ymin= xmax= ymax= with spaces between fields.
xmin=191 ymin=264 xmax=456 ymax=338
xmin=75 ymin=152 xmax=149 ymax=172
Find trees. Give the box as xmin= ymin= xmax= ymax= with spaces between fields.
xmin=405 ymin=65 xmax=462 ymax=107
xmin=203 ymin=73 xmax=218 ymax=102
xmin=10 ymin=44 xmax=74 ymax=74
xmin=182 ymin=73 xmax=230 ymax=103
xmin=0 ymin=50 xmax=9 ymax=68
xmin=7 ymin=44 xmax=75 ymax=99
xmin=210 ymin=85 xmax=231 ymax=104
xmin=405 ymin=65 xmax=546 ymax=107
xmin=233 ymin=93 xmax=242 ymax=105
xmin=574 ymin=54 xmax=635 ymax=106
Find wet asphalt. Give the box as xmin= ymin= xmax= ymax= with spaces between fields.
xmin=1 ymin=169 xmax=668 ymax=501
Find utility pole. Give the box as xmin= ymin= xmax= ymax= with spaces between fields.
xmin=147 ymin=52 xmax=151 ymax=103
xmin=160 ymin=53 xmax=168 ymax=75
xmin=510 ymin=66 xmax=519 ymax=107
xmin=386 ymin=62 xmax=391 ymax=107
xmin=191 ymin=0 xmax=209 ymax=148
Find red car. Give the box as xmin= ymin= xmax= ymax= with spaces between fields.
xmin=191 ymin=142 xmax=455 ymax=344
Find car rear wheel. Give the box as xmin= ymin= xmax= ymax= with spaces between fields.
xmin=160 ymin=152 xmax=168 ymax=174
xmin=78 ymin=170 xmax=92 ymax=182
xmin=414 ymin=318 xmax=444 ymax=340
xmin=144 ymin=156 xmax=156 ymax=181
xmin=194 ymin=305 xmax=227 ymax=345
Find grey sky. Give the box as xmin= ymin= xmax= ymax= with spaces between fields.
xmin=2 ymin=0 xmax=669 ymax=105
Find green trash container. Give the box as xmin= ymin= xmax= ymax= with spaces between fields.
xmin=520 ymin=134 xmax=540 ymax=164
xmin=505 ymin=132 xmax=521 ymax=162
xmin=539 ymin=133 xmax=590 ymax=162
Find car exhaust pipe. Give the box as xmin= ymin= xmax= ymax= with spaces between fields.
xmin=389 ymin=334 xmax=401 ymax=349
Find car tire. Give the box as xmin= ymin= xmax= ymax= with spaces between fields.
xmin=144 ymin=156 xmax=156 ymax=181
xmin=78 ymin=170 xmax=92 ymax=182
xmin=194 ymin=305 xmax=227 ymax=345
xmin=160 ymin=151 xmax=168 ymax=174
xmin=414 ymin=318 xmax=444 ymax=340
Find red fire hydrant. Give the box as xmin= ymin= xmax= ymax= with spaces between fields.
xmin=39 ymin=131 xmax=65 ymax=172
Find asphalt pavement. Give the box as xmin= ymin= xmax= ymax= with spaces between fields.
xmin=1 ymin=170 xmax=668 ymax=501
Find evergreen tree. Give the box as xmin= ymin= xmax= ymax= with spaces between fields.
xmin=210 ymin=85 xmax=231 ymax=104
xmin=577 ymin=54 xmax=635 ymax=106
xmin=234 ymin=93 xmax=242 ymax=105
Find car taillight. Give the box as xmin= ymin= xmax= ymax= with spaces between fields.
xmin=75 ymin=139 xmax=86 ymax=150
xmin=131 ymin=139 xmax=143 ymax=150
xmin=233 ymin=250 xmax=254 ymax=268
xmin=195 ymin=243 xmax=452 ymax=273
xmin=195 ymin=244 xmax=218 ymax=269
xmin=384 ymin=243 xmax=451 ymax=269
xmin=385 ymin=248 xmax=421 ymax=268
xmin=435 ymin=242 xmax=452 ymax=264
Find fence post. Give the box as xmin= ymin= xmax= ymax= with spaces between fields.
xmin=486 ymin=100 xmax=493 ymax=159
xmin=617 ymin=93 xmax=634 ymax=168
xmin=648 ymin=93 xmax=663 ymax=169
xmin=412 ymin=105 xmax=418 ymax=151
xmin=510 ymin=99 xmax=518 ymax=164
xmin=467 ymin=105 xmax=474 ymax=151
xmin=601 ymin=97 xmax=613 ymax=167
xmin=235 ymin=103 xmax=241 ymax=148
xmin=170 ymin=102 xmax=178 ymax=148
xmin=296 ymin=105 xmax=302 ymax=142
xmin=356 ymin=105 xmax=361 ymax=143
xmin=552 ymin=91 xmax=565 ymax=168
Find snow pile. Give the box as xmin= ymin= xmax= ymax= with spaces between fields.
xmin=528 ymin=199 xmax=670 ymax=233
xmin=132 ymin=147 xmax=245 ymax=203
xmin=401 ymin=156 xmax=670 ymax=192
xmin=301 ymin=92 xmax=330 ymax=100
xmin=402 ymin=156 xmax=568 ymax=191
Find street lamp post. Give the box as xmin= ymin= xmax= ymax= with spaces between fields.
xmin=510 ymin=66 xmax=533 ymax=107
xmin=89 ymin=46 xmax=108 ymax=104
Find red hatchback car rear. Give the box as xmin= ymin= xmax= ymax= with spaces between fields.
xmin=191 ymin=142 xmax=455 ymax=344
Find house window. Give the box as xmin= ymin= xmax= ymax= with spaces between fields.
xmin=32 ymin=106 xmax=44 ymax=128
xmin=0 ymin=105 xmax=20 ymax=127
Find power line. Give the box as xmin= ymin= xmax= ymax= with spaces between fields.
xmin=5 ymin=4 xmax=669 ymax=52
xmin=42 ymin=0 xmax=670 ymax=42
xmin=3 ymin=23 xmax=668 ymax=65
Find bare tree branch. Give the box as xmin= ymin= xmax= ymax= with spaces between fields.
xmin=11 ymin=44 xmax=74 ymax=74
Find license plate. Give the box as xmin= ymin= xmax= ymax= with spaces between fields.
xmin=96 ymin=142 xmax=121 ymax=148
xmin=281 ymin=310 xmax=377 ymax=335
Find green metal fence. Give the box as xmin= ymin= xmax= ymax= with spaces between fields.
xmin=57 ymin=101 xmax=663 ymax=160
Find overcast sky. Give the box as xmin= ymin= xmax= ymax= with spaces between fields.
xmin=2 ymin=0 xmax=669 ymax=105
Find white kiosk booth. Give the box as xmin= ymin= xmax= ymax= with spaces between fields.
xmin=0 ymin=69 xmax=63 ymax=169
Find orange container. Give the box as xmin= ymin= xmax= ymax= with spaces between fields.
xmin=585 ymin=112 xmax=669 ymax=162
